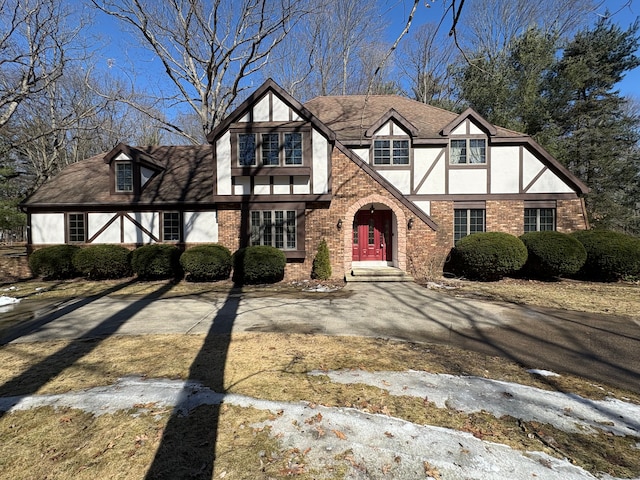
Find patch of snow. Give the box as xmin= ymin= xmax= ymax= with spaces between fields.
xmin=310 ymin=370 xmax=640 ymax=438
xmin=527 ymin=369 xmax=560 ymax=377
xmin=0 ymin=375 xmax=622 ymax=480
xmin=2 ymin=286 xmax=17 ymax=291
xmin=304 ymin=285 xmax=339 ymax=293
xmin=425 ymin=281 xmax=457 ymax=290
xmin=0 ymin=295 xmax=20 ymax=306
xmin=35 ymin=287 xmax=46 ymax=291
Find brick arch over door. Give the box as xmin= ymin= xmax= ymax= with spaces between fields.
xmin=343 ymin=194 xmax=407 ymax=272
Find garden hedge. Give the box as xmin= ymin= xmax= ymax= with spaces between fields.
xmin=520 ymin=231 xmax=587 ymax=279
xmin=28 ymin=245 xmax=80 ymax=280
xmin=180 ymin=244 xmax=232 ymax=282
xmin=73 ymin=244 xmax=132 ymax=279
xmin=131 ymin=244 xmax=182 ymax=280
xmin=571 ymin=230 xmax=640 ymax=281
xmin=232 ymin=245 xmax=286 ymax=284
xmin=451 ymin=232 xmax=528 ymax=281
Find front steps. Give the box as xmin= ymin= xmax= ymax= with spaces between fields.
xmin=346 ymin=266 xmax=414 ymax=283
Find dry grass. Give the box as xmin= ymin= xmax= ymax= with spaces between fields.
xmin=1 ymin=333 xmax=639 ymax=479
xmin=433 ymin=277 xmax=640 ymax=318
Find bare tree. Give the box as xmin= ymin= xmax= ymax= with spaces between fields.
xmin=458 ymin=0 xmax=596 ymax=58
xmin=399 ymin=22 xmax=458 ymax=106
xmin=91 ymin=0 xmax=312 ymax=143
xmin=0 ymin=0 xmax=81 ymax=129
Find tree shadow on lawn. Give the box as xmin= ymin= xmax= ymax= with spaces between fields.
xmin=0 ymin=281 xmax=176 ymax=416
xmin=144 ymin=290 xmax=240 ymax=479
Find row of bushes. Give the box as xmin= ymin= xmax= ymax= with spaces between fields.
xmin=28 ymin=243 xmax=288 ymax=284
xmin=447 ymin=229 xmax=640 ymax=282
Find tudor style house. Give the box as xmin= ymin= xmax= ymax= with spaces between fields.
xmin=21 ymin=79 xmax=589 ymax=281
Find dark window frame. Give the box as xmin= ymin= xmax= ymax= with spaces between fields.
xmin=454 ymin=208 xmax=486 ymax=244
xmin=233 ymin=128 xmax=309 ymax=168
xmin=372 ymin=138 xmax=410 ymax=165
xmin=524 ymin=208 xmax=556 ymax=232
xmin=250 ymin=209 xmax=298 ymax=250
xmin=67 ymin=213 xmax=86 ymax=243
xmin=115 ymin=161 xmax=134 ymax=192
xmin=162 ymin=211 xmax=181 ymax=242
xmin=450 ymin=138 xmax=486 ymax=165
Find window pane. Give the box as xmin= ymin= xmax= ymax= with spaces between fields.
xmin=250 ymin=211 xmax=261 ymax=245
xmin=262 ymin=133 xmax=279 ymax=166
xmin=238 ymin=134 xmax=256 ymax=166
xmin=469 ymin=139 xmax=486 ymax=164
xmin=274 ymin=211 xmax=284 ymax=249
xmin=116 ymin=163 xmax=133 ymax=192
xmin=539 ymin=208 xmax=555 ymax=231
xmin=163 ymin=212 xmax=180 ymax=241
xmin=353 ymin=220 xmax=358 ymax=245
xmin=373 ymin=140 xmax=390 ymax=165
xmin=524 ymin=208 xmax=537 ymax=233
xmin=469 ymin=209 xmax=485 ymax=234
xmin=454 ymin=209 xmax=467 ymax=243
xmin=262 ymin=211 xmax=272 ymax=246
xmin=284 ymin=133 xmax=303 ymax=165
xmin=286 ymin=211 xmax=296 ymax=249
xmin=69 ymin=214 xmax=85 ymax=242
xmin=393 ymin=140 xmax=409 ymax=165
xmin=450 ymin=140 xmax=466 ymax=164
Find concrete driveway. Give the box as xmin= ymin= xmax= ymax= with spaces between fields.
xmin=2 ymin=282 xmax=639 ymax=393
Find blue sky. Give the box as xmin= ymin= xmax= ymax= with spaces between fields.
xmin=91 ymin=0 xmax=640 ymax=100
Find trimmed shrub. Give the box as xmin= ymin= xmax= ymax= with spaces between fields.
xmin=131 ymin=244 xmax=181 ymax=280
xmin=311 ymin=239 xmax=332 ymax=280
xmin=520 ymin=231 xmax=587 ymax=279
xmin=180 ymin=244 xmax=232 ymax=282
xmin=73 ymin=244 xmax=132 ymax=279
xmin=232 ymin=245 xmax=286 ymax=284
xmin=28 ymin=245 xmax=80 ymax=280
xmin=451 ymin=232 xmax=528 ymax=281
xmin=571 ymin=230 xmax=640 ymax=281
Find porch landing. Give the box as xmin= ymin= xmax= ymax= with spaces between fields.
xmin=346 ymin=266 xmax=414 ymax=283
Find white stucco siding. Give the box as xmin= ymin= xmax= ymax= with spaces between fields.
xmin=449 ymin=169 xmax=488 ymax=194
xmin=253 ymin=95 xmax=270 ymax=122
xmin=273 ymin=176 xmax=290 ymax=195
xmin=374 ymin=122 xmax=391 ymax=136
xmin=272 ymin=96 xmax=290 ymax=121
xmin=527 ymin=170 xmax=575 ymax=193
xmin=378 ymin=170 xmax=411 ymax=194
xmin=184 ymin=211 xmax=218 ymax=243
xmin=468 ymin=121 xmax=483 ymax=135
xmin=216 ymin=131 xmax=232 ymax=195
xmin=312 ymin=130 xmax=329 ymax=194
xmin=490 ymin=146 xmax=520 ymax=194
xmin=115 ymin=152 xmax=131 ymax=161
xmin=31 ymin=213 xmax=65 ymax=244
xmin=414 ymin=148 xmax=445 ymax=194
xmin=233 ymin=176 xmax=251 ymax=195
xmin=450 ymin=123 xmax=466 ymax=136
xmin=522 ymin=149 xmax=545 ymax=187
xmin=353 ymin=148 xmax=369 ymax=163
xmin=88 ymin=213 xmax=120 ymax=243
xmin=413 ymin=200 xmax=431 ymax=216
xmin=254 ymin=176 xmax=270 ymax=195
xmin=292 ymin=176 xmax=310 ymax=194
xmin=123 ymin=212 xmax=159 ymax=244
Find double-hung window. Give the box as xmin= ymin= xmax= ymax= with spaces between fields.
xmin=163 ymin=212 xmax=180 ymax=241
xmin=373 ymin=139 xmax=409 ymax=165
xmin=524 ymin=208 xmax=555 ymax=232
xmin=237 ymin=132 xmax=304 ymax=167
xmin=250 ymin=210 xmax=297 ymax=250
xmin=454 ymin=208 xmax=485 ymax=243
xmin=68 ymin=213 xmax=85 ymax=243
xmin=450 ymin=139 xmax=486 ymax=164
xmin=115 ymin=162 xmax=133 ymax=192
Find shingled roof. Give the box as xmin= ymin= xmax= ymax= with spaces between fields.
xmin=303 ymin=95 xmax=521 ymax=144
xmin=24 ymin=145 xmax=214 ymax=207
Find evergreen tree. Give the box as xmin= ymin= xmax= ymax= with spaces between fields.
xmin=544 ymin=16 xmax=640 ymax=232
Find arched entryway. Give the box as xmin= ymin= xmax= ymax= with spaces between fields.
xmin=343 ymin=195 xmax=408 ymax=273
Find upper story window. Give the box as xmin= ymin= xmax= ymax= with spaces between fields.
xmin=115 ymin=162 xmax=133 ymax=192
xmin=236 ymin=131 xmax=304 ymax=167
xmin=450 ymin=139 xmax=486 ymax=164
xmin=373 ymin=139 xmax=409 ymax=165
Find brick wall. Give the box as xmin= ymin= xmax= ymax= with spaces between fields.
xmin=557 ymin=198 xmax=589 ymax=232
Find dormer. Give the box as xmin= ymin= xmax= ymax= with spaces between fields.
xmin=441 ymin=108 xmax=496 ymax=166
xmin=103 ymin=143 xmax=163 ymax=196
xmin=366 ymin=109 xmax=418 ymax=167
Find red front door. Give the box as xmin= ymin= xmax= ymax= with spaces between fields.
xmin=352 ymin=210 xmax=392 ymax=262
